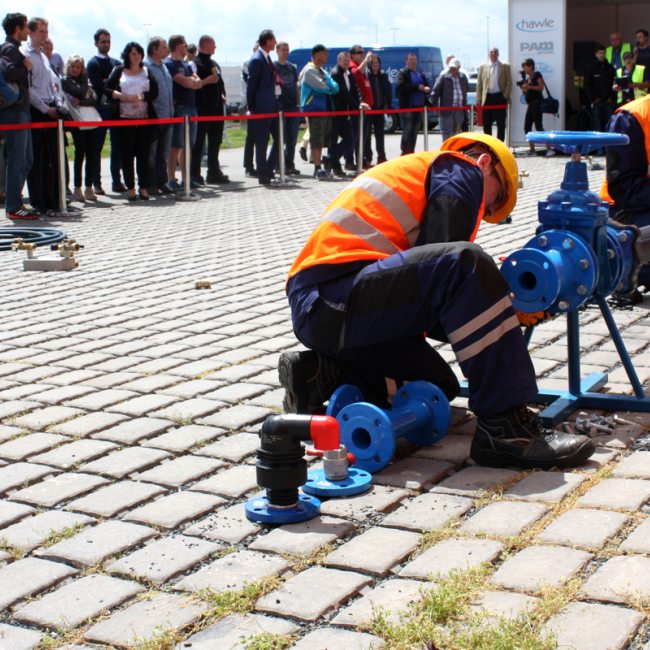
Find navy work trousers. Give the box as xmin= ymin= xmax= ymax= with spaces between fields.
xmin=289 ymin=242 xmax=537 ymax=416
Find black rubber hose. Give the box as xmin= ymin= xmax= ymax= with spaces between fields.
xmin=0 ymin=228 xmax=67 ymax=252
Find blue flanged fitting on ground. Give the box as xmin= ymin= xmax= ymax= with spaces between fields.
xmin=326 ymin=380 xmax=451 ymax=473
xmin=500 ymin=131 xmax=649 ymax=313
xmin=245 ymin=493 xmax=321 ymax=524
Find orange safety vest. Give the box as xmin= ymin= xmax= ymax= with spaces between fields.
xmin=600 ymin=93 xmax=650 ymax=204
xmin=287 ymin=151 xmax=486 ymax=280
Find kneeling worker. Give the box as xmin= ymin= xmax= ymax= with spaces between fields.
xmin=279 ymin=133 xmax=595 ymax=470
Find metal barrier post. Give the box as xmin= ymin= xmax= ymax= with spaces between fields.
xmin=506 ymin=104 xmax=511 ymax=148
xmin=52 ymin=119 xmax=71 ymax=217
xmin=470 ymin=106 xmax=475 ymax=133
xmin=278 ymin=111 xmax=286 ymax=184
xmin=179 ymin=115 xmax=199 ymax=202
xmin=423 ymin=107 xmax=429 ymax=151
xmin=357 ymin=109 xmax=364 ymax=175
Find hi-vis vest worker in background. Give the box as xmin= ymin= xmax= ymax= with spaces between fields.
xmin=279 ymin=133 xmax=596 ymax=471
xmin=602 ymin=92 xmax=650 ymax=302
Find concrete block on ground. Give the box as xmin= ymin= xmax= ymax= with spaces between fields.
xmin=504 ymin=471 xmax=586 ymax=503
xmin=372 ymin=458 xmax=453 ymax=491
xmin=538 ymin=508 xmax=629 ymax=550
xmin=0 ymin=624 xmax=43 ymax=650
xmin=292 ymin=629 xmax=384 ymax=649
xmin=412 ymin=434 xmax=473 ymax=465
xmin=90 ymin=417 xmax=173 ymax=445
xmin=576 ymin=478 xmax=650 ymax=511
xmin=189 ymin=464 xmax=257 ymax=499
xmin=0 ymin=462 xmax=61 ymax=495
xmin=137 ymin=456 xmax=225 ymax=488
xmin=139 ymin=424 xmax=225 ymax=453
xmin=65 ymin=481 xmax=167 ymax=517
xmin=183 ymin=503 xmax=261 ymax=544
xmin=9 ymin=472 xmax=109 ymax=507
xmin=81 ymin=447 xmax=172 ymax=479
xmin=431 ymin=466 xmax=519 ymax=497
xmin=319 ymin=486 xmax=410 ymax=522
xmin=192 ymin=431 xmax=261 ymax=462
xmin=581 ymin=556 xmax=650 ymax=604
xmin=460 ymin=501 xmax=549 ymax=537
xmin=29 ymin=439 xmax=119 ymax=470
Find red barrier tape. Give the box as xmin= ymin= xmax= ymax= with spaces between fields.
xmin=0 ymin=104 xmax=510 ymax=131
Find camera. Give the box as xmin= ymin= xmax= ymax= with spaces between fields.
xmin=516 ymin=70 xmax=526 ymax=87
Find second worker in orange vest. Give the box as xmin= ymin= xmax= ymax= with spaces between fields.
xmin=279 ymin=133 xmax=595 ymax=471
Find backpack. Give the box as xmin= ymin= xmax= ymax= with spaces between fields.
xmin=0 ymin=45 xmax=21 ymax=110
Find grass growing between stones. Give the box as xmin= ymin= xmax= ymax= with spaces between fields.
xmin=42 ymin=523 xmax=86 ymax=547
xmin=242 ymin=632 xmax=295 ymax=650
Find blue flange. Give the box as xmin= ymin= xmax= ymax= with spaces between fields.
xmin=393 ymin=381 xmax=451 ymax=446
xmin=244 ymin=493 xmax=321 ymax=524
xmin=326 ymin=384 xmax=364 ymax=418
xmin=303 ymin=467 xmax=373 ymax=497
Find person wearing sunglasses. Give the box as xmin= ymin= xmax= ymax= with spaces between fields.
xmin=279 ymin=132 xmax=596 ymax=472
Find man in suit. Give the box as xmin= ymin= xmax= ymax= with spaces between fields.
xmin=246 ymin=29 xmax=281 ymax=185
xmin=477 ymin=47 xmax=511 ymax=142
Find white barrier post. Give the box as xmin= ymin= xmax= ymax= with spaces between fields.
xmin=506 ymin=104 xmax=511 ymax=148
xmin=470 ymin=106 xmax=475 ymax=133
xmin=278 ymin=111 xmax=286 ymax=184
xmin=423 ymin=107 xmax=429 ymax=151
xmin=52 ymin=119 xmax=72 ymax=217
xmin=357 ymin=108 xmax=364 ymax=175
xmin=180 ymin=115 xmax=199 ymax=201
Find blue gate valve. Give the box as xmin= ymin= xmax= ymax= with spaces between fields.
xmin=326 ymin=381 xmax=451 ymax=473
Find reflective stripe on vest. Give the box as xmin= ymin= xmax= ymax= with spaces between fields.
xmin=606 ymin=44 xmax=632 ymax=66
xmin=600 ymin=93 xmax=650 ymax=203
xmin=616 ymin=65 xmax=648 ymax=104
xmin=288 ymin=151 xmax=485 ymax=280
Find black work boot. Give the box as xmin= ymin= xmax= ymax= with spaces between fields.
xmin=471 ymin=404 xmax=595 ymax=470
xmin=278 ymin=351 xmax=341 ymax=415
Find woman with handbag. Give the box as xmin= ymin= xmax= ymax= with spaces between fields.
xmin=63 ymin=55 xmax=99 ymax=202
xmin=520 ymin=58 xmax=556 ymax=157
xmin=103 ymin=42 xmax=159 ymax=201
xmin=367 ymin=55 xmax=393 ymax=164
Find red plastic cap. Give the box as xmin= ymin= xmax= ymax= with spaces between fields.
xmin=310 ymin=416 xmax=340 ymax=450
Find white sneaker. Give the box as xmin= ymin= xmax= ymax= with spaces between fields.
xmin=546 ymin=149 xmax=556 ymax=157
xmin=524 ymin=150 xmax=537 ymax=157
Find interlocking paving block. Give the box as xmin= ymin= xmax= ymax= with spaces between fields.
xmin=91 ymin=417 xmax=174 ymax=444
xmin=0 ymin=510 xmax=95 ymax=551
xmin=169 ymin=359 xmax=227 ymax=379
xmin=197 ymin=404 xmax=274 ymax=430
xmin=201 ymin=383 xmax=269 ymax=404
xmin=544 ymin=601 xmax=645 ymax=650
xmin=152 ymin=398 xmax=225 ymax=423
xmin=81 ymin=447 xmax=172 ymax=479
xmin=324 ymin=526 xmax=419 ymax=577
xmin=84 ymin=592 xmax=207 ymax=647
xmin=492 ymin=546 xmax=593 ymax=593
xmin=57 ymin=352 xmax=115 ymax=369
xmin=332 ymin=578 xmax=422 ymax=628
xmin=400 ymin=538 xmax=504 ymax=580
xmin=0 ymin=557 xmax=78 ymax=611
xmin=118 ymin=374 xmax=185 ymax=394
xmin=178 ymin=613 xmax=296 ymax=650
xmin=48 ymin=412 xmax=129 ymax=438
xmin=292 ymin=628 xmax=385 ymax=650
xmin=106 ymin=394 xmax=181 ymax=417
xmin=593 ymin=424 xmax=647 ymax=449
xmin=0 ymin=462 xmax=61 ymax=494
xmin=372 ymin=458 xmax=453 ymax=490
xmin=319 ymin=485 xmax=410 ymax=522
xmin=14 ymin=574 xmax=145 ymax=629
xmin=0 ymin=383 xmax=57 ymax=401
xmin=504 ymin=471 xmax=586 ymax=503
xmin=206 ymin=364 xmax=268 ymax=383
xmin=174 ymin=549 xmax=290 ymax=593
xmin=45 ymin=369 xmax=104 ymax=386
xmin=538 ymin=508 xmax=629 ymax=550
xmin=140 ymin=424 xmax=225 ymax=453
xmin=0 ymin=400 xmax=43 ymax=422
xmin=576 ymin=478 xmax=650 ymax=511
xmin=0 ymin=432 xmax=69 ymax=462
xmin=249 ymin=516 xmax=357 ymax=557
xmin=256 ymin=566 xmax=372 ymax=623
xmin=382 ymin=492 xmax=473 ymax=533
xmin=157 ymin=379 xmax=225 ymax=399
xmin=9 ymin=472 xmax=109 ymax=507
xmin=581 ymin=556 xmax=650 ymax=603
xmin=184 ymin=503 xmax=261 ymax=544
xmin=412 ymin=434 xmax=473 ymax=465
xmin=0 ymin=624 xmax=43 ymax=650
xmin=431 ymin=466 xmax=519 ymax=497
xmin=123 ymin=491 xmax=225 ymax=530
xmin=620 ymin=518 xmax=650 ymax=553
xmin=0 ymin=499 xmax=34 ymax=527
xmin=66 ymin=389 xmax=140 ymax=411
xmin=192 ymin=431 xmax=261 ymax=462
xmin=107 ymin=535 xmax=221 ymax=584
xmin=33 ymin=385 xmax=97 ymax=406
xmin=460 ymin=501 xmax=550 ymax=537
xmin=66 ymin=481 xmax=167 ymax=517
xmin=30 ymin=439 xmax=119 ymax=470
xmin=137 ymin=455 xmax=225 ymax=488
xmin=612 ymin=451 xmax=650 ymax=478
xmin=35 ymin=520 xmax=157 ymax=568
xmin=0 ymin=425 xmax=22 ymax=442
xmin=469 ymin=591 xmax=539 ymax=622
xmin=577 ymin=447 xmax=620 ymax=473
xmin=82 ymin=372 xmax=144 ymax=390
xmin=190 ymin=464 xmax=257 ymax=499
xmin=13 ymin=406 xmax=84 ymax=431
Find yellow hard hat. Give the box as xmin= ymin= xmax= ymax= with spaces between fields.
xmin=440 ymin=132 xmax=518 ymax=224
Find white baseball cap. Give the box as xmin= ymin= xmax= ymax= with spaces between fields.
xmin=449 ymin=58 xmax=461 ymax=68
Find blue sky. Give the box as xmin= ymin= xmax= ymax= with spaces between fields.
xmin=18 ymin=0 xmax=508 ymax=71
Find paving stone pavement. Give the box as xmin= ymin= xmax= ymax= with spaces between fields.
xmin=3 ymin=144 xmax=650 ymax=648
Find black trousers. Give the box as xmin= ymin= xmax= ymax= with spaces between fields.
xmin=191 ymin=106 xmax=224 ymax=180
xmin=254 ymin=116 xmax=279 ymax=181
xmin=365 ymin=113 xmax=386 ymax=162
xmin=116 ymin=123 xmax=152 ymax=190
xmin=524 ymin=101 xmax=543 ymax=134
xmin=27 ymin=106 xmax=59 ymax=210
xmin=482 ymin=92 xmax=507 ymax=142
xmin=243 ymin=119 xmax=256 ymax=171
xmin=70 ymin=128 xmax=97 ymax=188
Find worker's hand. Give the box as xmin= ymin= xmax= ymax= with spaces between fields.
xmin=515 ymin=310 xmax=555 ymax=327
xmin=360 ymin=102 xmax=371 ymax=110
xmin=613 ymin=84 xmax=622 ymax=92
xmin=424 ymin=86 xmax=431 ymax=93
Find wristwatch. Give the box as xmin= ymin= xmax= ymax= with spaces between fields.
xmin=137 ymin=93 xmax=143 ymax=101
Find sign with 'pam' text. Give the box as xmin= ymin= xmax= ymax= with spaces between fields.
xmin=509 ymin=0 xmax=566 ymax=146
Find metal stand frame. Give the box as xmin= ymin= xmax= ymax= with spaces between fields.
xmin=177 ymin=116 xmax=200 ymax=202
xmin=49 ymin=119 xmax=77 ymax=218
xmin=356 ymin=108 xmax=364 ymax=176
xmin=460 ymin=297 xmax=650 ymax=425
xmin=423 ymin=107 xmax=429 ymax=151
